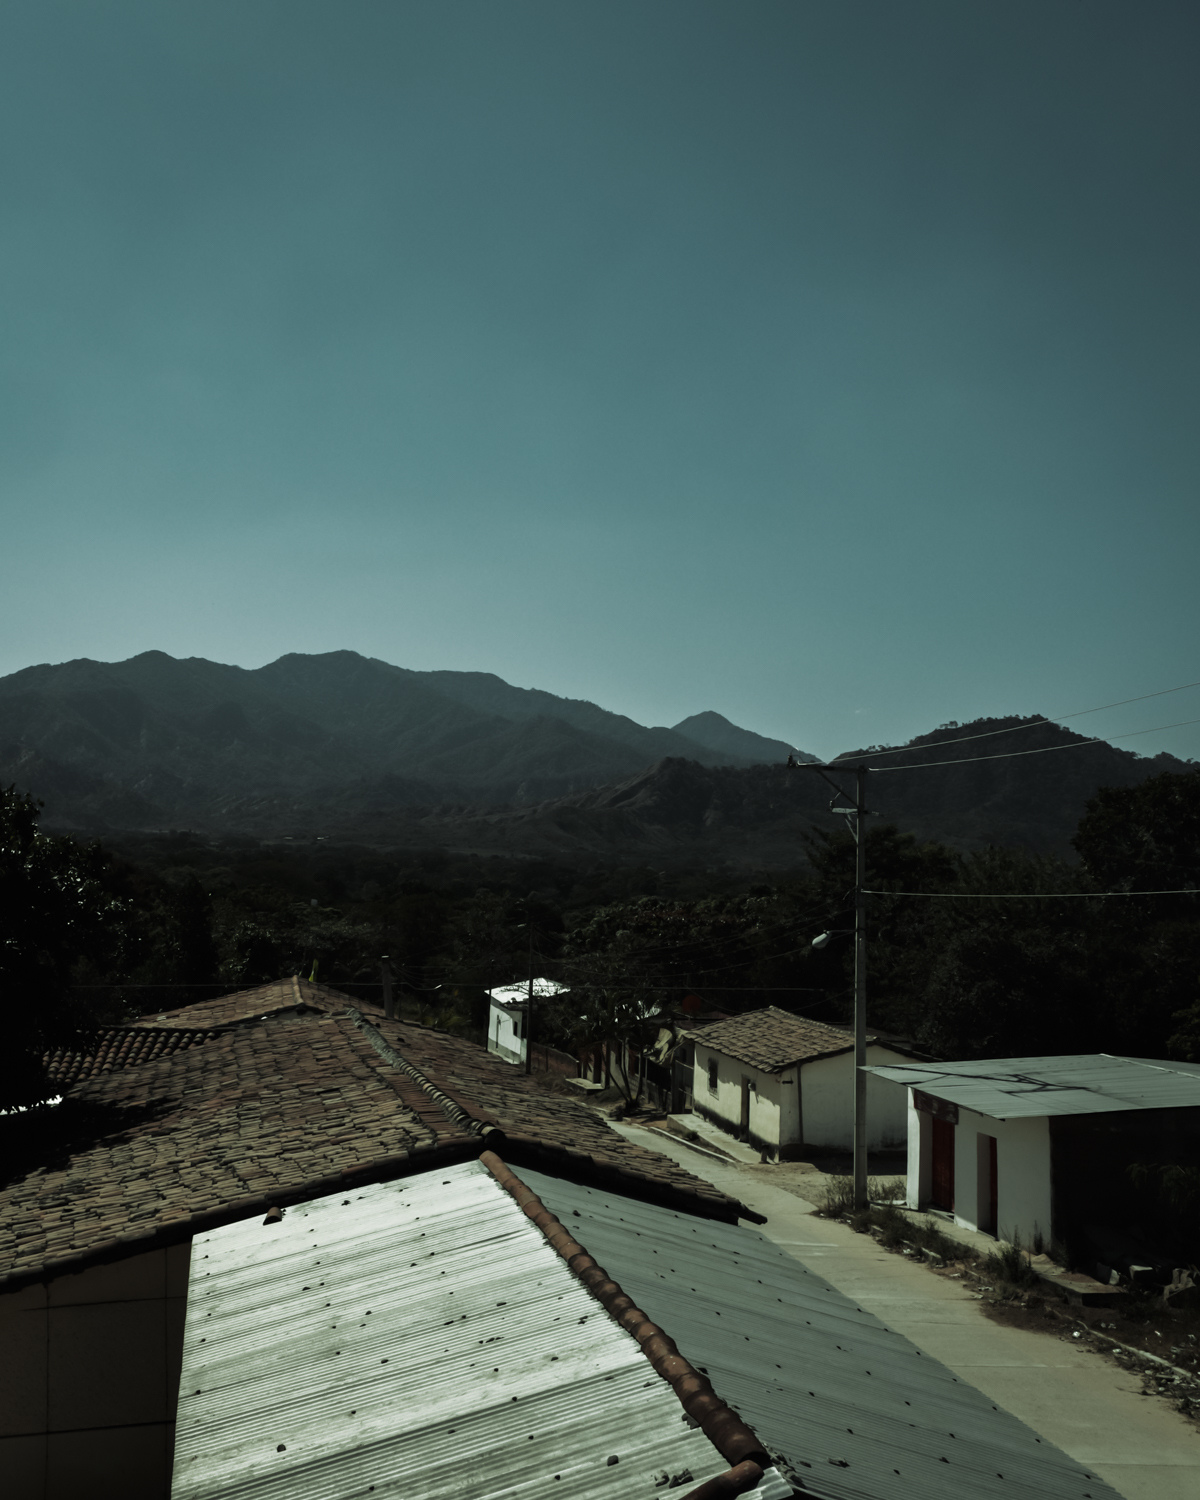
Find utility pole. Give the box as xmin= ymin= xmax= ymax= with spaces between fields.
xmin=851 ymin=765 xmax=868 ymax=1214
xmin=524 ymin=920 xmax=535 ymax=1076
xmin=381 ymin=955 xmax=395 ymax=1020
xmin=789 ymin=758 xmax=870 ymax=1211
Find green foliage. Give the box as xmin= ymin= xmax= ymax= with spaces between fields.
xmin=0 ymin=788 xmax=129 ymax=1107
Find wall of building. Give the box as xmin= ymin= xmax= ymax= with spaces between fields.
xmin=906 ymin=1096 xmax=1052 ymax=1245
xmin=486 ymin=1001 xmax=525 ymax=1066
xmin=0 ymin=1242 xmax=191 ymax=1499
xmin=691 ymin=1048 xmax=799 ymax=1157
xmin=799 ymin=1046 xmax=912 ymax=1150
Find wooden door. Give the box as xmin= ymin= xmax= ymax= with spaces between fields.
xmin=740 ymin=1077 xmax=751 ymax=1136
xmin=986 ymin=1135 xmax=998 ymax=1235
xmin=931 ymin=1116 xmax=955 ymax=1211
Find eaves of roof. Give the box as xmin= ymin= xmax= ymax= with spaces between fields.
xmin=0 ymin=996 xmax=758 ymax=1294
xmin=172 ymin=1156 xmax=786 ymax=1500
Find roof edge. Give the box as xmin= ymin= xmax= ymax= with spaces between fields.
xmin=480 ymin=1149 xmax=771 ymax=1473
xmin=0 ymin=1137 xmax=482 ymax=1297
xmin=496 ymin=1133 xmax=764 ymax=1225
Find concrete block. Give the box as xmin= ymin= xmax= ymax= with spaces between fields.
xmin=0 ymin=1305 xmax=48 ymax=1435
xmin=0 ymin=1433 xmax=46 ymax=1498
xmin=48 ymin=1249 xmax=166 ymax=1307
xmin=165 ymin=1241 xmax=192 ymax=1298
xmin=49 ymin=1300 xmax=167 ymax=1430
xmin=47 ymin=1422 xmax=170 ymax=1500
xmin=0 ymin=1283 xmax=47 ymax=1314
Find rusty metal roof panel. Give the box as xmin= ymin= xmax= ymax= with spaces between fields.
xmin=519 ymin=1168 xmax=1123 ymax=1500
xmin=863 ymin=1053 xmax=1200 ymax=1118
xmin=171 ymin=1160 xmax=787 ymax=1500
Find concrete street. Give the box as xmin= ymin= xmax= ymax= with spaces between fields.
xmin=612 ymin=1116 xmax=1200 ymax=1500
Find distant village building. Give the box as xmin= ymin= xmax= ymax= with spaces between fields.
xmin=687 ymin=1008 xmax=920 ymax=1160
xmin=866 ymin=1053 xmax=1200 ymax=1276
xmin=485 ymin=978 xmax=567 ymax=1065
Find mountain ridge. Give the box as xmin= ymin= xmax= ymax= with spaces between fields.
xmin=1 ymin=652 xmax=1192 ymax=864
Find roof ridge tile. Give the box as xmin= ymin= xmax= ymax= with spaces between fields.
xmin=480 ymin=1150 xmax=770 ymax=1473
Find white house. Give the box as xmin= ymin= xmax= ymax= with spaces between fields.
xmin=865 ymin=1053 xmax=1200 ymax=1273
xmin=486 ymin=979 xmax=566 ymax=1065
xmin=688 ymin=1007 xmax=920 ymax=1160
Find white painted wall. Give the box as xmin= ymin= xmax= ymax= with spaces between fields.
xmin=799 ymin=1046 xmax=913 ymax=1150
xmin=903 ymin=1090 xmax=1053 ymax=1244
xmin=693 ymin=1049 xmax=798 ymax=1152
xmin=692 ymin=1042 xmax=909 ymax=1154
xmin=0 ymin=1243 xmax=191 ymax=1499
xmin=487 ymin=999 xmax=525 ymax=1065
xmin=907 ymin=1094 xmax=932 ymax=1209
xmin=951 ymin=1105 xmax=1052 ymax=1246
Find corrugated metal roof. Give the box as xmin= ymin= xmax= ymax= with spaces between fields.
xmin=863 ymin=1053 xmax=1200 ymax=1119
xmin=172 ymin=1161 xmax=788 ymax=1500
xmin=519 ymin=1167 xmax=1122 ymax=1500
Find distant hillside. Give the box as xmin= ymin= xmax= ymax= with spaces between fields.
xmin=671 ymin=711 xmax=812 ymax=766
xmin=3 ymin=654 xmax=1190 ymax=862
xmin=270 ymin=719 xmax=1193 ymax=868
xmin=0 ymin=650 xmax=809 ymax=835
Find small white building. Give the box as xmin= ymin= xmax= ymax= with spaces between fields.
xmin=486 ymin=979 xmax=566 ymax=1065
xmin=688 ymin=1007 xmax=919 ymax=1160
xmin=864 ymin=1054 xmax=1200 ymax=1270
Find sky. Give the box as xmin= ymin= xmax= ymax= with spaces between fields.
xmin=2 ymin=0 xmax=1199 ymax=762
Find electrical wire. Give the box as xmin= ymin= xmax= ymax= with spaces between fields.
xmin=865 ymin=715 xmax=1200 ymax=772
xmin=828 ymin=677 xmax=1200 ymax=763
xmin=865 ymin=885 xmax=1196 ymax=899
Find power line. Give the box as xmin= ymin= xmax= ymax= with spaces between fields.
xmin=867 ymin=715 xmax=1200 ymax=772
xmin=869 ymin=886 xmax=1196 ymax=899
xmin=830 ymin=677 xmax=1200 ymax=763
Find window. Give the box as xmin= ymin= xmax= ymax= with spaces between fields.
xmin=707 ymin=1056 xmax=718 ymax=1094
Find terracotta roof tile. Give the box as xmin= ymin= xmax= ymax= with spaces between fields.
xmin=129 ymin=976 xmax=386 ymax=1030
xmin=687 ymin=1006 xmax=869 ymax=1072
xmin=0 ymin=985 xmax=754 ymax=1292
xmin=46 ymin=1027 xmax=221 ymax=1088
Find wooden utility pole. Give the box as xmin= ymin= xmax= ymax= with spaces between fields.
xmin=524 ymin=922 xmax=535 ymax=1076
xmin=790 ymin=759 xmax=870 ymax=1210
xmin=381 ymin=955 xmax=395 ymax=1020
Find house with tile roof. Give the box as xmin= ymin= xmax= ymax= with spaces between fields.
xmin=687 ymin=1008 xmax=921 ymax=1160
xmin=0 ymin=978 xmax=752 ymax=1499
xmin=1 ymin=981 xmax=1127 ymax=1500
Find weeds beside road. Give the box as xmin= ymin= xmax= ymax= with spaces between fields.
xmin=811 ymin=1177 xmax=1200 ymax=1427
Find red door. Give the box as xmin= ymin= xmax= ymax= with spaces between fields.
xmin=931 ymin=1116 xmax=955 ymax=1211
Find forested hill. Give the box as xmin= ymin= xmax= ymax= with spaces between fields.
xmin=1 ymin=652 xmax=1189 ymax=861
xmin=314 ymin=718 xmax=1193 ymax=865
xmin=0 ymin=649 xmax=808 ymax=833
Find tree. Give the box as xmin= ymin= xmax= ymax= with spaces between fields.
xmin=0 ymin=788 xmax=129 ymax=1108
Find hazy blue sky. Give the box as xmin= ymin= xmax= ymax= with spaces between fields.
xmin=2 ymin=0 xmax=1198 ymax=760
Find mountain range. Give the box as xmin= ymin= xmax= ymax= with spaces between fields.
xmin=0 ymin=650 xmax=1191 ymax=866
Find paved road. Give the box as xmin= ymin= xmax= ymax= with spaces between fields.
xmin=613 ymin=1119 xmax=1200 ymax=1500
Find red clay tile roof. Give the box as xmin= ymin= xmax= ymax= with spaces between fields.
xmin=46 ymin=1027 xmax=222 ymax=1089
xmin=0 ymin=985 xmax=754 ymax=1292
xmin=130 ymin=975 xmax=385 ymax=1029
xmin=687 ymin=1006 xmax=872 ymax=1071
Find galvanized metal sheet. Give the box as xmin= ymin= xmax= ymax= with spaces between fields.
xmin=864 ymin=1053 xmax=1200 ymax=1118
xmin=520 ymin=1168 xmax=1123 ymax=1500
xmin=173 ymin=1161 xmax=788 ymax=1500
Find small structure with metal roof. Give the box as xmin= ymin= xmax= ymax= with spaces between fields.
xmin=519 ymin=1164 xmax=1122 ymax=1500
xmin=865 ymin=1054 xmax=1200 ymax=1278
xmin=687 ymin=1008 xmax=920 ymax=1159
xmin=173 ymin=1158 xmax=789 ymax=1500
xmin=486 ymin=978 xmax=566 ymax=1066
